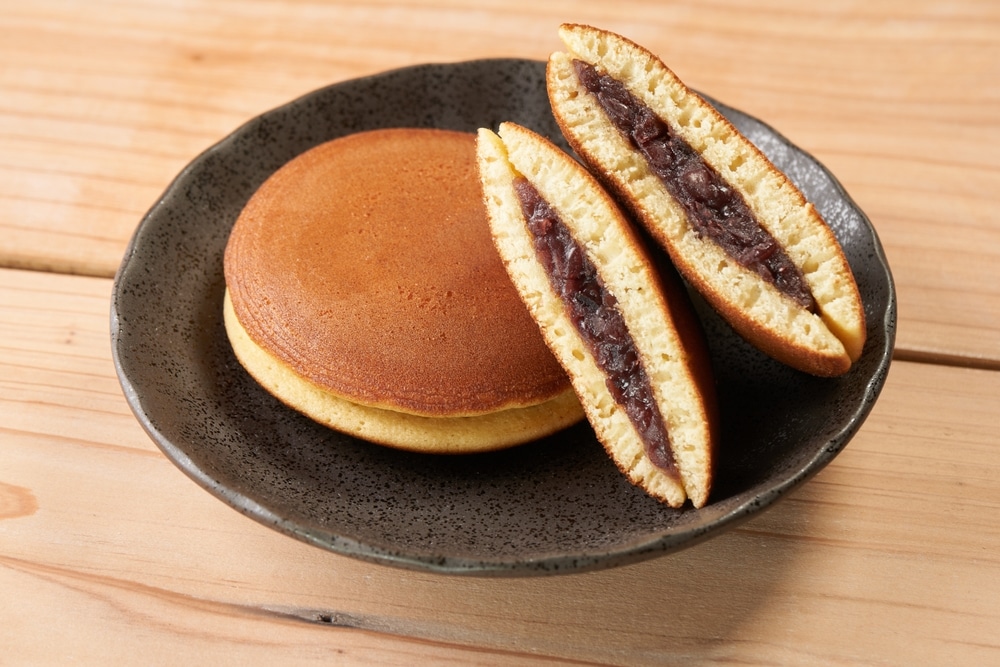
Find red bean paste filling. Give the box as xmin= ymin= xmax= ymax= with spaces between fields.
xmin=573 ymin=60 xmax=817 ymax=313
xmin=512 ymin=177 xmax=679 ymax=478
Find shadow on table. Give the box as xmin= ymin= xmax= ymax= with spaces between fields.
xmin=295 ymin=497 xmax=811 ymax=666
xmin=441 ymin=505 xmax=806 ymax=665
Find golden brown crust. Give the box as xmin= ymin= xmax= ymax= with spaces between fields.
xmin=224 ymin=128 xmax=571 ymax=417
xmin=476 ymin=122 xmax=717 ymax=508
xmin=547 ymin=24 xmax=866 ymax=377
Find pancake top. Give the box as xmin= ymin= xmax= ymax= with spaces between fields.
xmin=224 ymin=127 xmax=570 ymax=417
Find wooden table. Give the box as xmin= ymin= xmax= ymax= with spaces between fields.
xmin=2 ymin=1 xmax=998 ymax=664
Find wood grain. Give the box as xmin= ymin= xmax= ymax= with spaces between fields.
xmin=0 ymin=0 xmax=998 ymax=365
xmin=2 ymin=266 xmax=998 ymax=665
xmin=2 ymin=1 xmax=1000 ymax=663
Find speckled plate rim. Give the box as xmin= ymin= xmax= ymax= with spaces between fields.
xmin=111 ymin=59 xmax=896 ymax=576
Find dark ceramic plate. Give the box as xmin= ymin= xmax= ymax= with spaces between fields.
xmin=111 ymin=59 xmax=895 ymax=575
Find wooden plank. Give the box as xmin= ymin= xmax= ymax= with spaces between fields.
xmin=1 ymin=267 xmax=998 ymax=665
xmin=0 ymin=0 xmax=998 ymax=363
xmin=0 ymin=266 xmax=579 ymax=666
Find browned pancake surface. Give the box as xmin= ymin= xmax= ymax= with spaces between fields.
xmin=225 ymin=128 xmax=568 ymax=416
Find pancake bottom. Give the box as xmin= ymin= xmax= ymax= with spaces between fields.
xmin=224 ymin=290 xmax=584 ymax=453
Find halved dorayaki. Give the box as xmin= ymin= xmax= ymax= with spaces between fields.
xmin=547 ymin=24 xmax=866 ymax=377
xmin=477 ymin=122 xmax=717 ymax=508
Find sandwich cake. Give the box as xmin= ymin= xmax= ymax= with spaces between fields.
xmin=477 ymin=122 xmax=718 ymax=508
xmin=546 ymin=24 xmax=866 ymax=377
xmin=224 ymin=127 xmax=584 ymax=453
